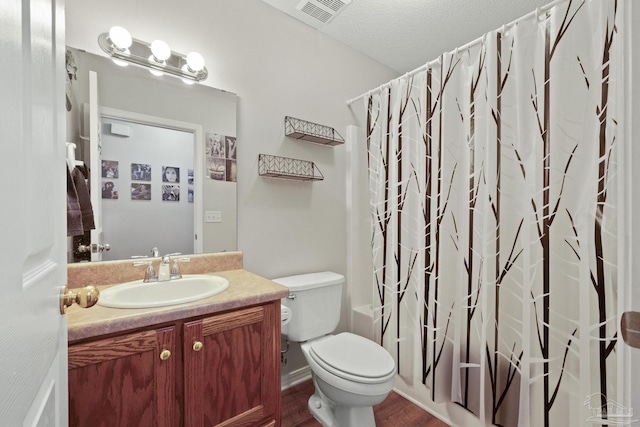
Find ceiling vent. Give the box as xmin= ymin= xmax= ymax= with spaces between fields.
xmin=295 ymin=0 xmax=352 ymax=24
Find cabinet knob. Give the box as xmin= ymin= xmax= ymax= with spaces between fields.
xmin=60 ymin=285 xmax=100 ymax=314
xmin=160 ymin=349 xmax=171 ymax=361
xmin=193 ymin=341 xmax=203 ymax=352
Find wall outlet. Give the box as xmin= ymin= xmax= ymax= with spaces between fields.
xmin=205 ymin=211 xmax=222 ymax=223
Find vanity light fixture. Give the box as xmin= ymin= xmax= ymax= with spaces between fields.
xmin=98 ymin=26 xmax=208 ymax=83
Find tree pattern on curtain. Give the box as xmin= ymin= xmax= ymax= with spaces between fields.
xmin=365 ymin=1 xmax=621 ymax=426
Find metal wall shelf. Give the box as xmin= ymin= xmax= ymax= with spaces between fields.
xmin=258 ymin=154 xmax=324 ymax=181
xmin=284 ymin=116 xmax=344 ymax=146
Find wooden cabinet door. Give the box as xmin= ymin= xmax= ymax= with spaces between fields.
xmin=68 ymin=326 xmax=177 ymax=427
xmin=184 ymin=303 xmax=280 ymax=426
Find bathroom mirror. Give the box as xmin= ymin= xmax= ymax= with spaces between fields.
xmin=66 ymin=47 xmax=237 ymax=262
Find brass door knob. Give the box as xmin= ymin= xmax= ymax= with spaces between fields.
xmin=193 ymin=341 xmax=203 ymax=352
xmin=160 ymin=350 xmax=171 ymax=361
xmin=60 ymin=285 xmax=100 ymax=314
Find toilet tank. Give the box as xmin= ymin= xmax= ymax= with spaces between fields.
xmin=274 ymin=271 xmax=344 ymax=342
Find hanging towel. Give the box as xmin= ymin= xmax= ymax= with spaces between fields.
xmin=71 ymin=166 xmax=95 ymax=231
xmin=67 ymin=167 xmax=84 ymax=236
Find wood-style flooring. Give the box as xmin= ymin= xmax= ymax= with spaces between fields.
xmin=281 ymin=379 xmax=450 ymax=427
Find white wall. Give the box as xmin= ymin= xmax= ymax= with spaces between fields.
xmin=65 ymin=0 xmax=398 ymax=376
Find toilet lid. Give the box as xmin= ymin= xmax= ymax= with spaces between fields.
xmin=309 ymin=333 xmax=395 ymax=382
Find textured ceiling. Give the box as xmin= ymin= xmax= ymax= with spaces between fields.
xmin=262 ymin=0 xmax=555 ymax=74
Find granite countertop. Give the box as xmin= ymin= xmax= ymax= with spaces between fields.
xmin=66 ymin=269 xmax=289 ymax=343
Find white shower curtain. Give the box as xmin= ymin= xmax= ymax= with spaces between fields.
xmin=365 ymin=1 xmax=622 ymax=426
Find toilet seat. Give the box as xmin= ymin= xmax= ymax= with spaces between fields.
xmin=309 ymin=332 xmax=395 ymax=384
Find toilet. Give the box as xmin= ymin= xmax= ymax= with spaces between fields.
xmin=275 ymin=272 xmax=395 ymax=427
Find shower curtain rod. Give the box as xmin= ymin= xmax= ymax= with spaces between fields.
xmin=345 ymin=0 xmax=567 ymax=107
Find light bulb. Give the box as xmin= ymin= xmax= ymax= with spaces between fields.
xmin=112 ymin=48 xmax=130 ymax=67
xmin=150 ymin=40 xmax=171 ymax=61
xmin=108 ymin=26 xmax=132 ymax=50
xmin=186 ymin=52 xmax=205 ymax=72
xmin=181 ymin=64 xmax=196 ymax=84
xmin=148 ymin=55 xmax=165 ymax=76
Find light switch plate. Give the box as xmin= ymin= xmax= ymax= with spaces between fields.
xmin=205 ymin=211 xmax=222 ymax=223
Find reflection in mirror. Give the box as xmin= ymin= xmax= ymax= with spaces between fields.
xmin=100 ymin=116 xmax=194 ymax=260
xmin=65 ymin=46 xmax=237 ymax=263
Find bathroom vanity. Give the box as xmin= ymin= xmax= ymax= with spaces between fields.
xmin=66 ymin=253 xmax=288 ymax=427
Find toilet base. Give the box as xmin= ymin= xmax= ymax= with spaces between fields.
xmin=307 ymin=380 xmax=377 ymax=427
xmin=334 ymin=403 xmax=376 ymax=427
xmin=308 ymin=393 xmax=334 ymax=426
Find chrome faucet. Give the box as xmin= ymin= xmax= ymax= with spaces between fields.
xmin=133 ymin=260 xmax=158 ymax=283
xmin=170 ymin=256 xmax=190 ymax=279
xmin=134 ymin=253 xmax=190 ymax=282
xmin=158 ymin=253 xmax=190 ymax=282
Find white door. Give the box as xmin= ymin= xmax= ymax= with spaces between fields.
xmin=88 ymin=71 xmax=105 ymax=261
xmin=0 ymin=0 xmax=68 ymax=425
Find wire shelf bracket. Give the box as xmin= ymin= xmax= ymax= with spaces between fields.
xmin=284 ymin=116 xmax=344 ymax=146
xmin=258 ymin=154 xmax=324 ymax=181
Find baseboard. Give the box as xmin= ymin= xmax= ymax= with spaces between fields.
xmin=280 ymin=366 xmax=312 ymax=391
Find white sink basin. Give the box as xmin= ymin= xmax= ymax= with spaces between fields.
xmin=97 ymin=274 xmax=229 ymax=309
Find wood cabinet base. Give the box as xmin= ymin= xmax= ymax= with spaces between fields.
xmin=68 ymin=302 xmax=281 ymax=427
